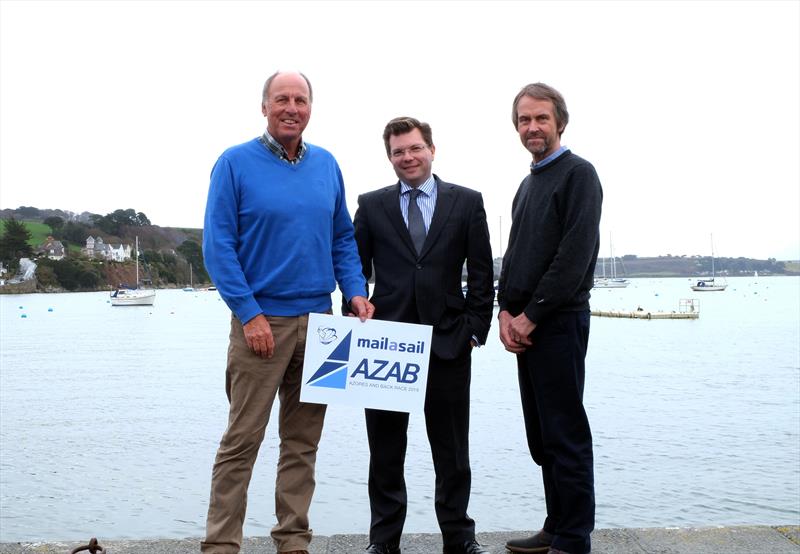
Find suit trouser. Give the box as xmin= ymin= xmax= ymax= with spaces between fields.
xmin=517 ymin=310 xmax=595 ymax=554
xmin=202 ymin=314 xmax=326 ymax=554
xmin=365 ymin=353 xmax=476 ymax=547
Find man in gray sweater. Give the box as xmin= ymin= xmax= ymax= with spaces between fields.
xmin=498 ymin=83 xmax=602 ymax=554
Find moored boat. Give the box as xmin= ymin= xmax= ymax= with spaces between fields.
xmin=593 ymin=237 xmax=629 ymax=289
xmin=110 ymin=237 xmax=156 ymax=306
xmin=691 ymin=234 xmax=727 ymax=292
xmin=110 ymin=287 xmax=156 ymax=306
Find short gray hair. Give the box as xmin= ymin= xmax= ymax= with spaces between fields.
xmin=262 ymin=71 xmax=314 ymax=105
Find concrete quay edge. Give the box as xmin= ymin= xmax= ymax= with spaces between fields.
xmin=1 ymin=526 xmax=798 ymax=554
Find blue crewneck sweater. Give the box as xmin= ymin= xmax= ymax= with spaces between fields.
xmin=203 ymin=138 xmax=366 ymax=323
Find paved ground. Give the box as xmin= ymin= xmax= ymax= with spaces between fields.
xmin=1 ymin=526 xmax=798 ymax=553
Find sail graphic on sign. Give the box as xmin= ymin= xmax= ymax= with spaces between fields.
xmin=306 ymin=330 xmax=352 ymax=389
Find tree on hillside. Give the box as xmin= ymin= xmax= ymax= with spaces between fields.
xmin=177 ymin=239 xmax=209 ymax=282
xmin=15 ymin=206 xmax=40 ymax=218
xmin=44 ymin=216 xmax=65 ymax=234
xmin=0 ymin=217 xmax=34 ymax=263
xmin=79 ymin=212 xmax=100 ymax=224
xmin=61 ymin=221 xmax=91 ymax=245
xmin=92 ymin=209 xmax=151 ymax=236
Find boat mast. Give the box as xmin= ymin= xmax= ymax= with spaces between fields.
xmin=610 ymin=236 xmax=616 ymax=279
xmin=601 ymin=235 xmax=607 ymax=278
xmin=710 ymin=233 xmax=716 ymax=280
xmin=135 ymin=236 xmax=139 ymax=286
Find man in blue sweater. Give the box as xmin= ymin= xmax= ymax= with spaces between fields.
xmin=201 ymin=71 xmax=374 ymax=554
xmin=498 ymin=83 xmax=602 ymax=554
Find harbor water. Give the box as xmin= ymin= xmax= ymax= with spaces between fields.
xmin=1 ymin=276 xmax=798 ymax=541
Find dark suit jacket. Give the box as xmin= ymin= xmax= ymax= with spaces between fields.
xmin=347 ymin=175 xmax=494 ymax=360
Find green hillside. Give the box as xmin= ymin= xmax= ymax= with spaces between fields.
xmin=0 ymin=219 xmax=52 ymax=248
xmin=1 ymin=219 xmax=84 ymax=254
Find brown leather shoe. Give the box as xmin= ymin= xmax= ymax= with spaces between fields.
xmin=505 ymin=529 xmax=553 ymax=552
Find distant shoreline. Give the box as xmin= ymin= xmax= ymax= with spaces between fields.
xmin=1 ymin=274 xmax=797 ymax=296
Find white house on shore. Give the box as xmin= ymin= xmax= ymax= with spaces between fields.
xmin=82 ymin=236 xmax=132 ymax=262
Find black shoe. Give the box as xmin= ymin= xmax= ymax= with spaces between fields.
xmin=365 ymin=543 xmax=401 ymax=554
xmin=443 ymin=539 xmax=489 ymax=554
xmin=505 ymin=529 xmax=553 ymax=553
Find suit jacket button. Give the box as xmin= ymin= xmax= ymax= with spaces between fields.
xmin=416 ymin=264 xmax=422 ymax=270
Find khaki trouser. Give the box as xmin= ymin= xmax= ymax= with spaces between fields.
xmin=201 ymin=314 xmax=326 ymax=553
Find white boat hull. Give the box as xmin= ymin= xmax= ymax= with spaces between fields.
xmin=691 ymin=278 xmax=727 ymax=292
xmin=691 ymin=284 xmax=727 ymax=292
xmin=110 ymin=289 xmax=156 ymax=306
xmin=593 ymin=279 xmax=629 ymax=289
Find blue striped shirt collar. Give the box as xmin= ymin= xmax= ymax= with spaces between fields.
xmin=259 ymin=130 xmax=307 ymax=164
xmin=531 ymin=145 xmax=568 ymax=171
xmin=399 ymin=175 xmax=436 ymax=197
xmin=399 ymin=174 xmax=437 ymax=233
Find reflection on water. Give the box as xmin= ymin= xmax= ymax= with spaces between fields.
xmin=1 ymin=277 xmax=798 ymax=541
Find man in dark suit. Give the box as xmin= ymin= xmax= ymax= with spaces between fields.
xmin=345 ymin=117 xmax=494 ymax=554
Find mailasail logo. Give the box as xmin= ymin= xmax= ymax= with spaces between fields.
xmin=306 ymin=330 xmax=352 ymax=389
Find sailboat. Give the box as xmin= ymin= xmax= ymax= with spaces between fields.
xmin=593 ymin=236 xmax=629 ymax=289
xmin=691 ymin=234 xmax=727 ymax=292
xmin=110 ymin=236 xmax=156 ymax=306
xmin=183 ymin=264 xmax=194 ymax=292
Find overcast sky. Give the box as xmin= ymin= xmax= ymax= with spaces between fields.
xmin=1 ymin=0 xmax=798 ymax=260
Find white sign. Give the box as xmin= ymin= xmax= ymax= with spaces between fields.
xmin=301 ymin=313 xmax=433 ymax=413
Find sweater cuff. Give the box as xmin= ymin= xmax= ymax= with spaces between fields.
xmin=341 ymin=289 xmax=366 ymax=305
xmin=340 ymin=279 xmax=368 ymax=304
xmin=523 ymin=302 xmax=547 ymax=327
xmin=233 ymin=297 xmax=263 ymax=325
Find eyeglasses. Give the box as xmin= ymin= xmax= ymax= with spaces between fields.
xmin=390 ymin=144 xmax=428 ymax=159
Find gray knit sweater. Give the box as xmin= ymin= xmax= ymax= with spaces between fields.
xmin=498 ymin=150 xmax=603 ymax=324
